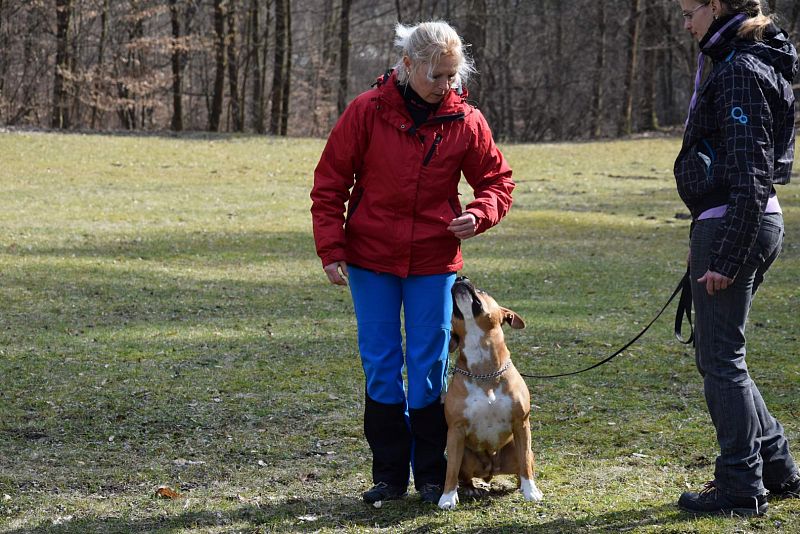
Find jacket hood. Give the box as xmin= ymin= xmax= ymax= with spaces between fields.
xmin=702 ymin=16 xmax=798 ymax=83
xmin=739 ymin=26 xmax=798 ymax=83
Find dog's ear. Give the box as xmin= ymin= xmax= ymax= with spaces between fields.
xmin=448 ymin=332 xmax=460 ymax=352
xmin=501 ymin=308 xmax=526 ymax=329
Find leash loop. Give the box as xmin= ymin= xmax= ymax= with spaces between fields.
xmin=519 ymin=270 xmax=693 ymax=379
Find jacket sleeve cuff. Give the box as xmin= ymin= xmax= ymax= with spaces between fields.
xmin=465 ymin=209 xmax=488 ymax=234
xmin=320 ymin=252 xmax=346 ymax=269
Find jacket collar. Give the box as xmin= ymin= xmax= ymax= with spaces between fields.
xmin=375 ymin=70 xmax=469 ymax=118
xmin=699 ymin=13 xmax=746 ymax=62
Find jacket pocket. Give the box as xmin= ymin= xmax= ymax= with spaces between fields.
xmin=448 ymin=196 xmax=462 ymax=217
xmin=697 ymin=139 xmax=715 ymax=179
xmin=346 ymin=186 xmax=364 ymax=223
xmin=423 ymin=133 xmax=443 ymax=166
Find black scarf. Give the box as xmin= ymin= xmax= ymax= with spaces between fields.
xmin=395 ymin=80 xmax=441 ymax=127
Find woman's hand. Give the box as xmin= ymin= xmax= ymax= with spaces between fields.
xmin=323 ymin=261 xmax=349 ymax=286
xmin=448 ymin=213 xmax=477 ymax=240
xmin=698 ymin=270 xmax=733 ymax=296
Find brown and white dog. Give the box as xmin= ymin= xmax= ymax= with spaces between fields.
xmin=438 ymin=276 xmax=543 ymax=510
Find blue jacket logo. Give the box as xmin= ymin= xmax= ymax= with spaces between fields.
xmin=731 ymin=107 xmax=748 ymax=124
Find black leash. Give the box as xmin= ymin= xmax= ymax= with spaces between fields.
xmin=519 ymin=269 xmax=694 ymax=379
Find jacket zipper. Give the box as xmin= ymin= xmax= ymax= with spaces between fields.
xmin=423 ymin=133 xmax=442 ymax=166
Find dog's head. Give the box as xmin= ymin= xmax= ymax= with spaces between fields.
xmin=449 ymin=276 xmax=525 ymax=352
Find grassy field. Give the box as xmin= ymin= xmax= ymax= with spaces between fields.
xmin=0 ymin=130 xmax=798 ymax=533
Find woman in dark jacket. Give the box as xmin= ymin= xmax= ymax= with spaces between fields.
xmin=675 ymin=0 xmax=799 ymax=516
xmin=311 ymin=21 xmax=514 ymax=505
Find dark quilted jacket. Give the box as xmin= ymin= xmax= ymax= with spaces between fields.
xmin=674 ymin=17 xmax=798 ymax=279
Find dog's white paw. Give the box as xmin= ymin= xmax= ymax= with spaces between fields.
xmin=438 ymin=490 xmax=459 ymax=510
xmin=520 ymin=477 xmax=543 ymax=502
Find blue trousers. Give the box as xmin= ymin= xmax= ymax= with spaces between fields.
xmin=349 ymin=266 xmax=454 ymax=488
xmin=348 ymin=265 xmax=455 ymax=409
xmin=691 ymin=213 xmax=797 ymax=497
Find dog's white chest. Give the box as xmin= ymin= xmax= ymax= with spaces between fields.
xmin=463 ymin=381 xmax=513 ymax=449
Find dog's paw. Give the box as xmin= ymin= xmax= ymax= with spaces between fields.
xmin=520 ymin=477 xmax=543 ymax=502
xmin=460 ymin=485 xmax=489 ymax=500
xmin=438 ymin=490 xmax=459 ymax=510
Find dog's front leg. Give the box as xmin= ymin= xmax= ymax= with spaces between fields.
xmin=439 ymin=424 xmax=466 ymax=510
xmin=512 ymin=418 xmax=543 ymax=502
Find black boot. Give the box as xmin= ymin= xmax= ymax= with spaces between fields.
xmin=678 ymin=481 xmax=768 ymax=516
xmin=409 ymin=399 xmax=447 ymax=503
xmin=364 ymin=394 xmax=411 ymax=490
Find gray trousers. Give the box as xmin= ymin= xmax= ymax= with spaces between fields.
xmin=690 ymin=213 xmax=797 ymax=497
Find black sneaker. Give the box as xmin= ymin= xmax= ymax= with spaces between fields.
xmin=418 ymin=483 xmax=443 ymax=505
xmin=362 ymin=481 xmax=407 ymax=504
xmin=678 ymin=481 xmax=768 ymax=516
xmin=767 ymin=473 xmax=800 ymax=499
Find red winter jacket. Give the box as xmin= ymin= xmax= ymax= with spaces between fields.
xmin=310 ymin=71 xmax=514 ymax=278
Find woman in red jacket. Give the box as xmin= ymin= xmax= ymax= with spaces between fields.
xmin=311 ymin=21 xmax=514 ymax=505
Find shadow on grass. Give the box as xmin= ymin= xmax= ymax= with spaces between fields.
xmin=2 ymin=499 xmax=687 ymax=533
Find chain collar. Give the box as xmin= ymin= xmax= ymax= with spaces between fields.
xmin=452 ymin=360 xmax=512 ymax=380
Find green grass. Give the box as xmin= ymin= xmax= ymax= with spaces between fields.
xmin=0 ymin=130 xmax=798 ymax=533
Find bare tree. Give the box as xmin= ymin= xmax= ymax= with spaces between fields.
xmin=170 ymin=0 xmax=184 ymax=131
xmin=227 ymin=0 xmax=242 ymax=131
xmin=280 ymin=0 xmax=291 ymax=135
xmin=464 ymin=0 xmax=486 ymax=105
xmin=619 ymin=0 xmax=642 ymax=136
xmin=0 ymin=0 xmax=734 ymax=139
xmin=209 ymin=0 xmax=226 ymax=131
xmin=591 ymin=0 xmax=606 ymax=137
xmin=337 ymin=0 xmax=352 ymax=115
xmin=52 ymin=0 xmax=72 ymax=128
xmin=639 ymin=5 xmax=659 ymax=131
xmin=246 ymin=0 xmax=263 ymax=132
xmin=270 ymin=0 xmax=290 ymax=135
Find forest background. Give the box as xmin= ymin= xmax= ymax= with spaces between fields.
xmin=2 ymin=0 xmax=799 ymax=141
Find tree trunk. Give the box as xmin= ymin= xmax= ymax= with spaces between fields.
xmin=170 ymin=0 xmax=184 ymax=131
xmin=270 ymin=0 xmax=288 ymax=135
xmin=0 ymin=0 xmax=7 ymax=114
xmin=52 ymin=0 xmax=72 ymax=129
xmin=394 ymin=0 xmax=402 ymax=22
xmin=90 ymin=0 xmax=109 ymax=129
xmin=227 ymin=0 xmax=242 ymax=131
xmin=249 ymin=0 xmax=264 ymax=133
xmin=789 ymin=1 xmax=800 ymax=44
xmin=639 ymin=6 xmax=658 ymax=131
xmin=209 ymin=0 xmax=226 ymax=131
xmin=619 ymin=0 xmax=642 ymax=136
xmin=336 ymin=0 xmax=351 ymax=115
xmin=279 ymin=0 xmax=291 ymax=135
xmin=464 ymin=0 xmax=486 ymax=104
xmin=259 ymin=1 xmax=271 ymax=133
xmin=767 ymin=0 xmax=776 ymax=14
xmin=591 ymin=0 xmax=606 ymax=137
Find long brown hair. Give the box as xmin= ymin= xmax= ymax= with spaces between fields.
xmin=721 ymin=0 xmax=773 ymax=40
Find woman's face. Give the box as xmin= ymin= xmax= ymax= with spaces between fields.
xmin=680 ymin=0 xmax=714 ymax=42
xmin=404 ymin=54 xmax=460 ymax=104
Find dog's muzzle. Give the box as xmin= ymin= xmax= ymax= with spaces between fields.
xmin=452 ymin=276 xmax=482 ymax=319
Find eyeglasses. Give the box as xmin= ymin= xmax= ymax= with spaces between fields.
xmin=681 ymin=3 xmax=708 ymax=20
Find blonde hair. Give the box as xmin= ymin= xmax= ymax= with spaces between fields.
xmin=393 ymin=21 xmax=475 ymax=87
xmin=721 ymin=0 xmax=773 ymax=40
